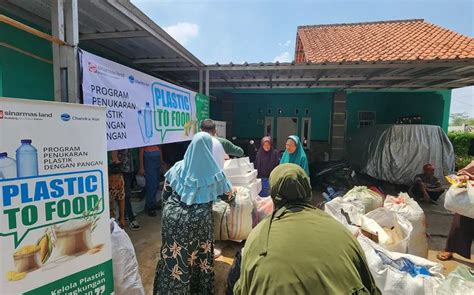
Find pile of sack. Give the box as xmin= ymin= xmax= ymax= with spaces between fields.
xmin=324 ymin=186 xmax=447 ymax=294
xmin=213 ymin=158 xmax=274 ymax=241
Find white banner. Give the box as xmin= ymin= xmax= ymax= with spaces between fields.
xmin=0 ymin=97 xmax=113 ymax=294
xmin=80 ymin=50 xmax=210 ymax=151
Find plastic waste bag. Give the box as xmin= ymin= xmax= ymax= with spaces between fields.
xmin=375 ymin=249 xmax=430 ymax=277
xmin=384 ymin=193 xmax=429 ymax=258
xmin=358 ymin=235 xmax=444 ymax=295
xmin=110 ymin=219 xmax=145 ymax=295
xmin=444 ymin=182 xmax=474 ymax=219
xmin=324 ymin=197 xmax=364 ymax=236
xmin=343 ymin=186 xmax=383 ymax=214
xmin=425 ymin=265 xmax=474 ymax=295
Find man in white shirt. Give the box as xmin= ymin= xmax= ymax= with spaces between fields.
xmin=200 ymin=119 xmax=229 ymax=259
xmin=200 ymin=119 xmax=226 ymax=168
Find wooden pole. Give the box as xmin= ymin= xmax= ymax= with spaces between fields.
xmin=0 ymin=14 xmax=66 ymax=46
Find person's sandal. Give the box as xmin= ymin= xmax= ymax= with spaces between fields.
xmin=436 ymin=252 xmax=453 ymax=261
xmin=129 ymin=220 xmax=141 ymax=231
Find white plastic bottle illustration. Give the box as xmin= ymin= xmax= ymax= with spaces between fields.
xmin=16 ymin=139 xmax=39 ymax=177
xmin=0 ymin=152 xmax=17 ymax=179
xmin=144 ymin=102 xmax=153 ymax=138
xmin=137 ymin=110 xmax=150 ymax=144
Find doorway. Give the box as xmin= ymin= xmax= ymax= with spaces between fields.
xmin=276 ymin=117 xmax=298 ymax=150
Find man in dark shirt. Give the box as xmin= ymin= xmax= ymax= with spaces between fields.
xmin=410 ymin=163 xmax=445 ymax=204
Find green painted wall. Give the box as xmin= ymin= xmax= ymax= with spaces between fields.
xmin=440 ymin=90 xmax=452 ymax=131
xmin=0 ymin=13 xmax=54 ymax=101
xmin=212 ymin=88 xmax=451 ymax=141
xmin=212 ymin=91 xmax=333 ymax=141
xmin=346 ymin=90 xmax=451 ymax=135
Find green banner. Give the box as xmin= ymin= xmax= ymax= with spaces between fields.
xmin=195 ymin=93 xmax=210 ymax=131
xmin=25 ymin=260 xmax=113 ymax=295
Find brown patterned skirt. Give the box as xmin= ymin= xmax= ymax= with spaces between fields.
xmin=154 ymin=192 xmax=214 ymax=295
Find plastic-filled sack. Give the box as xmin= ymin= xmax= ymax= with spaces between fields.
xmin=324 ymin=197 xmax=364 ymax=236
xmin=343 ymin=186 xmax=383 ymax=214
xmin=364 ymin=208 xmax=413 ymax=253
xmin=213 ymin=187 xmax=254 ymax=241
xmin=375 ymin=249 xmax=430 ymax=277
xmin=110 ymin=219 xmax=145 ymax=295
xmin=444 ymin=182 xmax=474 ymax=219
xmin=358 ymin=235 xmax=444 ymax=295
xmin=251 ymin=195 xmax=274 ymax=227
xmin=135 ymin=175 xmax=146 ymax=188
xmin=384 ymin=193 xmax=428 ymax=258
xmin=425 ymin=265 xmax=474 ymax=295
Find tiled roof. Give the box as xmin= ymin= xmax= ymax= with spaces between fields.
xmin=295 ymin=19 xmax=474 ymax=63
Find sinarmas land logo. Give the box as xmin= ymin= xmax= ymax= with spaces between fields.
xmin=88 ymin=62 xmax=97 ymax=73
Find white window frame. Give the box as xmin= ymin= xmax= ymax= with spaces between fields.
xmin=300 ymin=117 xmax=312 ymax=149
xmin=358 ymin=111 xmax=376 ymax=128
xmin=264 ymin=116 xmax=274 ymax=137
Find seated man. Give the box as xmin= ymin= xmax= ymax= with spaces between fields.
xmin=410 ymin=163 xmax=445 ymax=203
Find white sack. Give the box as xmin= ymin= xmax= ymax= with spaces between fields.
xmin=444 ymin=181 xmax=474 ymax=219
xmin=384 ymin=193 xmax=428 ymax=258
xmin=110 ymin=220 xmax=145 ymax=295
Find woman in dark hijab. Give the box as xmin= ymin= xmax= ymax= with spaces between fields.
xmin=255 ymin=136 xmax=280 ymax=197
xmin=234 ymin=164 xmax=381 ymax=295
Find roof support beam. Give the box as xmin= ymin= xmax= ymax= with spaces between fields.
xmin=187 ymin=74 xmax=472 ymax=84
xmin=205 ymin=69 xmax=210 ymax=96
xmin=151 ymin=60 xmax=474 ymax=72
xmin=210 ymin=84 xmax=383 ymax=90
xmin=205 ymin=61 xmax=474 ymax=71
xmin=434 ymin=77 xmax=474 ymax=86
xmin=0 ymin=14 xmax=65 ymax=45
xmin=107 ymin=0 xmax=203 ymax=68
xmin=80 ymin=30 xmax=150 ymax=40
xmin=133 ymin=57 xmax=186 ymax=64
xmin=152 ymin=67 xmax=201 ymax=72
xmin=199 ymin=70 xmax=203 ymax=94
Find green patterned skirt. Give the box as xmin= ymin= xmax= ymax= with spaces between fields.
xmin=154 ymin=192 xmax=214 ymax=295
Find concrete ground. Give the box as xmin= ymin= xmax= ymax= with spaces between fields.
xmin=126 ymin=208 xmax=241 ymax=295
xmin=126 ymin=191 xmax=473 ymax=295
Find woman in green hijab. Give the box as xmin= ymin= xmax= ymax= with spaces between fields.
xmin=280 ymin=135 xmax=310 ymax=176
xmin=234 ymin=164 xmax=381 ymax=295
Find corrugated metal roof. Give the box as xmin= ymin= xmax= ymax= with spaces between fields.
xmin=151 ymin=60 xmax=474 ymax=90
xmin=0 ymin=0 xmax=204 ymax=87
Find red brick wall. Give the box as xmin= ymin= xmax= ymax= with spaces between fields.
xmin=294 ymin=34 xmax=306 ymax=63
